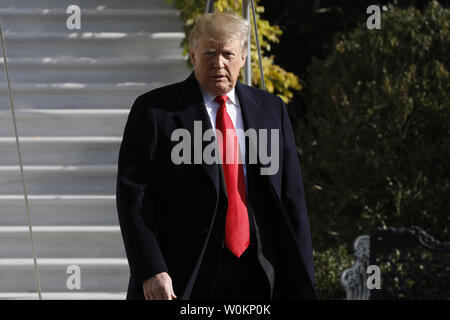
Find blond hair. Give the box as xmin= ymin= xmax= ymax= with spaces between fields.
xmin=189 ymin=12 xmax=250 ymax=54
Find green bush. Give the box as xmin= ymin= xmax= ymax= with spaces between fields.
xmin=314 ymin=245 xmax=353 ymax=299
xmin=298 ymin=1 xmax=449 ymax=255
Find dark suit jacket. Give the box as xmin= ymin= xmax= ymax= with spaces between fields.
xmin=116 ymin=72 xmax=318 ymax=300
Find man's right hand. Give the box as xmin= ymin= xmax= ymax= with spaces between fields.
xmin=142 ymin=272 xmax=177 ymax=300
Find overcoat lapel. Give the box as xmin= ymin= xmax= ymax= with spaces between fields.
xmin=176 ymin=72 xmax=221 ymax=196
xmin=235 ymin=81 xmax=276 ymax=194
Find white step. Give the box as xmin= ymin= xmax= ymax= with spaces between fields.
xmin=0 ymin=258 xmax=129 ymax=292
xmin=2 ymin=32 xmax=185 ymax=58
xmin=0 ymin=137 xmax=121 ymax=165
xmin=0 ymin=292 xmax=126 ymax=300
xmin=0 ymin=0 xmax=173 ymax=10
xmin=0 ymin=82 xmax=163 ymax=109
xmin=0 ymin=8 xmax=183 ymax=33
xmin=0 ymin=109 xmax=129 ymax=137
xmin=0 ymin=195 xmax=117 ymax=226
xmin=0 ymin=226 xmax=126 ymax=258
xmin=0 ymin=165 xmax=116 ymax=194
xmin=2 ymin=57 xmax=190 ymax=83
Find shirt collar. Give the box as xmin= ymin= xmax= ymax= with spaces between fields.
xmin=199 ymin=85 xmax=240 ymax=108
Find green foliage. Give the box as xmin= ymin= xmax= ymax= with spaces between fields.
xmin=370 ymin=248 xmax=449 ymax=299
xmin=298 ymin=1 xmax=449 ymax=253
xmin=313 ymin=245 xmax=353 ymax=299
xmin=166 ymin=0 xmax=301 ymax=103
xmin=259 ymin=0 xmax=447 ymax=77
xmin=259 ymin=0 xmax=449 ymax=300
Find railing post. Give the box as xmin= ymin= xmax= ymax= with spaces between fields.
xmin=250 ymin=0 xmax=266 ymax=90
xmin=205 ymin=0 xmax=215 ymax=13
xmin=242 ymin=0 xmax=252 ymax=86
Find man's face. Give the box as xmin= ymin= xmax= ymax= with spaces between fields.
xmin=189 ymin=38 xmax=246 ymax=96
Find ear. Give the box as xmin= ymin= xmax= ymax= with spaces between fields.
xmin=189 ymin=48 xmax=196 ymax=66
xmin=239 ymin=47 xmax=248 ymax=68
xmin=239 ymin=54 xmax=246 ymax=69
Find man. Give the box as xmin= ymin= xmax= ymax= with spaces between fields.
xmin=116 ymin=12 xmax=317 ymax=300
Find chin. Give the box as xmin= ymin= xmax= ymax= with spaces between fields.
xmin=211 ymin=84 xmax=232 ymax=95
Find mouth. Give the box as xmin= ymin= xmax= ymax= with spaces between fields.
xmin=212 ymin=75 xmax=226 ymax=80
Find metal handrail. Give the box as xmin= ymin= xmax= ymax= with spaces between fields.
xmin=249 ymin=0 xmax=266 ymax=90
xmin=0 ymin=18 xmax=42 ymax=300
xmin=205 ymin=0 xmax=215 ymax=13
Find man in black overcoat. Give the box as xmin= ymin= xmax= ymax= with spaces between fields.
xmin=116 ymin=12 xmax=318 ymax=300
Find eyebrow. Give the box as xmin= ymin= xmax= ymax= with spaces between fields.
xmin=202 ymin=48 xmax=236 ymax=55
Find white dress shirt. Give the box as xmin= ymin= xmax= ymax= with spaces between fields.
xmin=199 ymin=85 xmax=248 ymax=182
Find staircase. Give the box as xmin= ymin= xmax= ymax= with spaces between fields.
xmin=0 ymin=0 xmax=191 ymax=299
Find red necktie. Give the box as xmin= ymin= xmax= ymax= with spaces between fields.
xmin=214 ymin=95 xmax=250 ymax=258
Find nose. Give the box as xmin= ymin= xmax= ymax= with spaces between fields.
xmin=212 ymin=54 xmax=225 ymax=69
